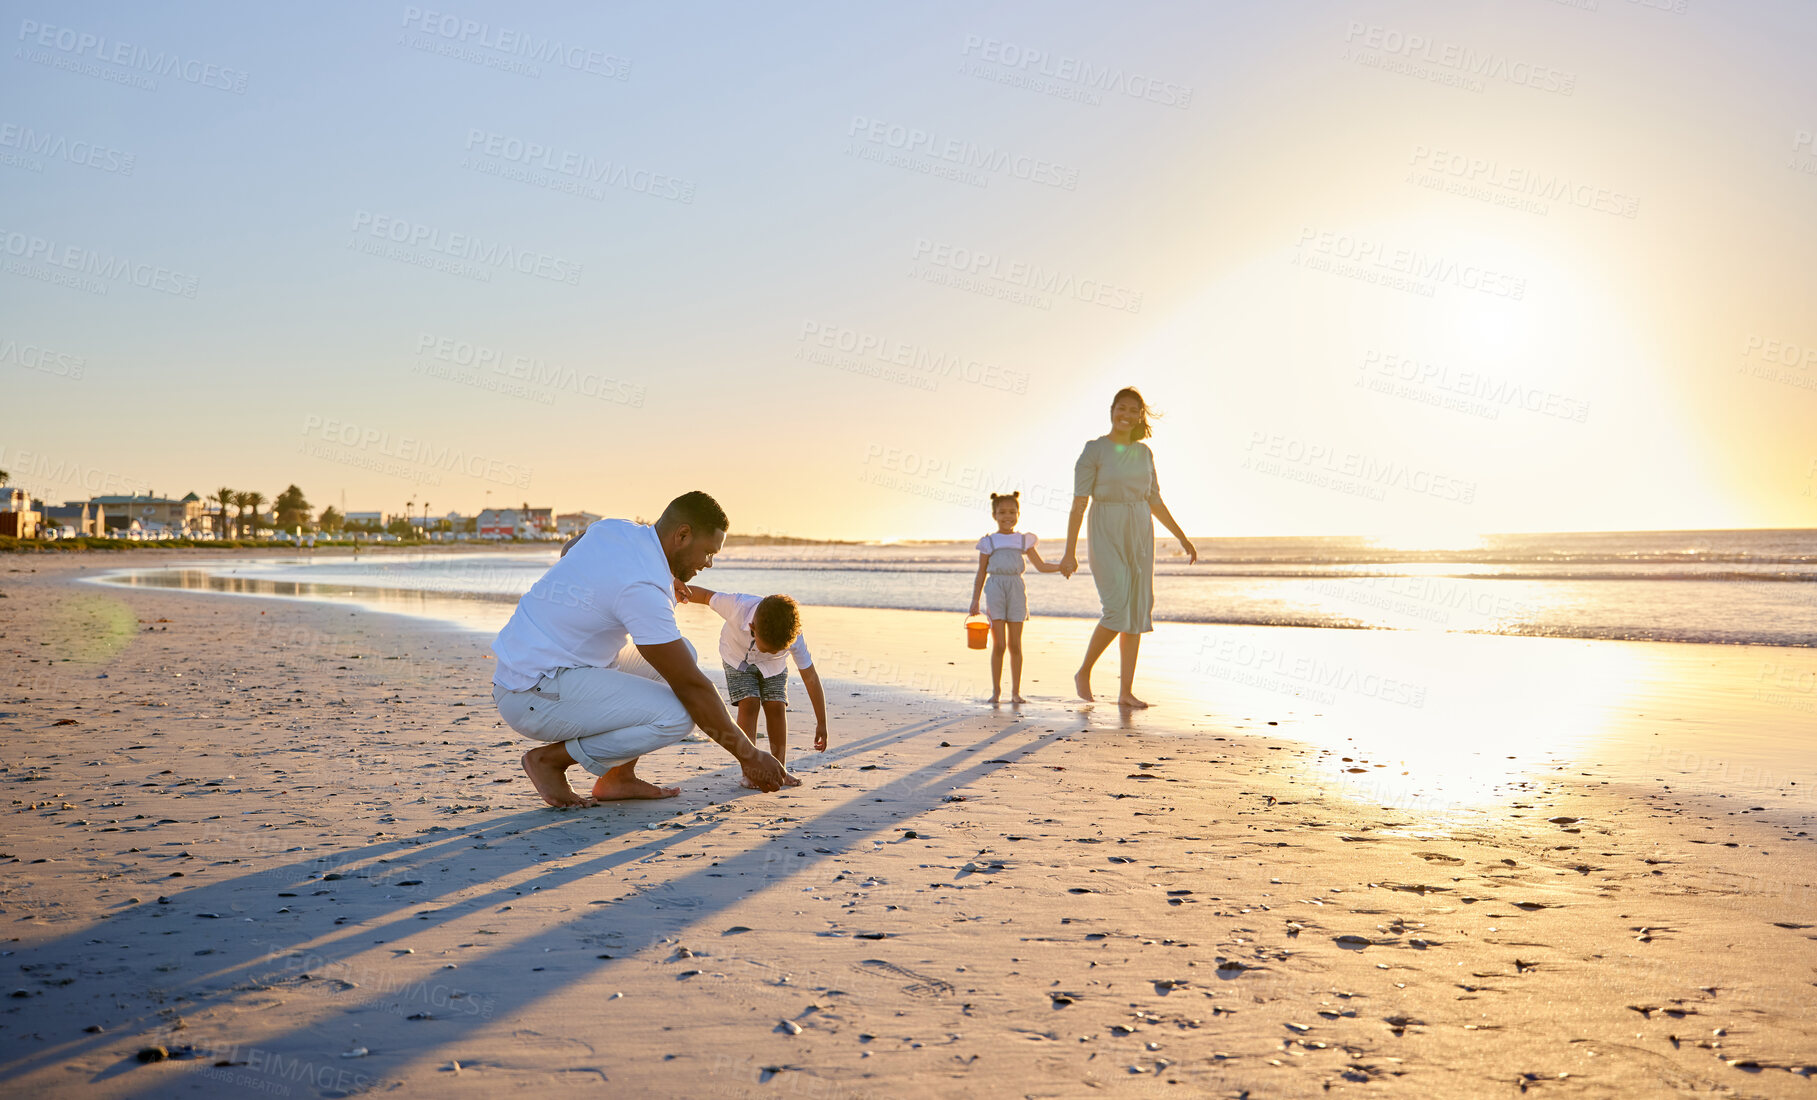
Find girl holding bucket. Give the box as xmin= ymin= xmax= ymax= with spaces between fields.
xmin=968 ymin=490 xmax=1063 ymax=704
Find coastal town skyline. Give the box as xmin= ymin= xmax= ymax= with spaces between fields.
xmin=2 ymin=470 xmax=1811 ymax=545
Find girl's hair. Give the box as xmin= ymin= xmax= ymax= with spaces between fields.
xmin=989 ymin=490 xmax=1020 ymax=508
xmin=1111 ymin=386 xmax=1156 ymax=441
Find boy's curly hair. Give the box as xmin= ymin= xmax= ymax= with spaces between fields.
xmin=752 ymin=594 xmax=801 ymax=651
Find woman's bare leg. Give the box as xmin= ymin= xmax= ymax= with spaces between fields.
xmin=1075 ymin=625 xmax=1118 ymax=701
xmin=1117 ymin=632 xmax=1148 ymax=708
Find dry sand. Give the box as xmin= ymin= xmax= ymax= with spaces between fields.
xmin=1 ymin=551 xmax=1814 ymax=1098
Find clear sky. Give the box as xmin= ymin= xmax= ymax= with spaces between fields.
xmin=2 ymin=0 xmax=1813 ymax=541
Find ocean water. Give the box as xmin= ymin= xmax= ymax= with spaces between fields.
xmin=106 ymin=528 xmax=1817 ymax=648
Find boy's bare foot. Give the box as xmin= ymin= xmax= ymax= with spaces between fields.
xmin=521 ymin=747 xmax=596 ymax=809
xmin=1117 ymin=694 xmax=1150 ymax=709
xmin=1011 ymin=693 xmax=1029 ymax=704
xmin=589 ymin=762 xmax=680 ymax=801
xmin=1073 ymin=670 xmax=1093 ymax=701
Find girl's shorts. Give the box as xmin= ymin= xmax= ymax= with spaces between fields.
xmin=983 ymin=574 xmax=1028 ymax=622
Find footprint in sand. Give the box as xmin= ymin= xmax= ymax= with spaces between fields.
xmin=854 ymin=958 xmax=954 ymax=998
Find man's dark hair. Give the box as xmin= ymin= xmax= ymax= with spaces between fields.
xmin=752 ymin=594 xmax=800 ymax=651
xmin=655 ymin=491 xmax=728 ymax=537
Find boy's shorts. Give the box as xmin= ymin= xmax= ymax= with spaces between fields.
xmin=723 ymin=662 xmax=788 ymax=703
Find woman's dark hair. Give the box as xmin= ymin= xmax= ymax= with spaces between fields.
xmin=989 ymin=491 xmax=1020 ymax=508
xmin=1111 ymin=387 xmax=1156 ymax=441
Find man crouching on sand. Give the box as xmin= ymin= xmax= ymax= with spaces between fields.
xmin=490 ymin=491 xmax=799 ymax=807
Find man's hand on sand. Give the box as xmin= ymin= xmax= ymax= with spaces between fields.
xmin=740 ymin=750 xmax=800 ymax=792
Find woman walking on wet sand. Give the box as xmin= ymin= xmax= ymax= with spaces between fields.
xmin=1058 ymin=387 xmax=1197 ymax=708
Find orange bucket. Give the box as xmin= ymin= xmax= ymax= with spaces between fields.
xmin=965 ymin=614 xmax=990 ymax=650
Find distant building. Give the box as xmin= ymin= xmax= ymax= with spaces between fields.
xmin=40 ymin=501 xmax=103 ymax=536
xmin=0 ymin=488 xmax=38 ymax=538
xmin=478 ymin=507 xmax=556 ymax=538
xmin=92 ymin=493 xmax=206 ymax=536
xmin=417 ymin=511 xmax=469 ymax=539
xmin=343 ymin=511 xmax=387 ymax=530
xmin=557 ymin=511 xmax=601 ymax=536
xmin=403 ymin=511 xmax=462 ymax=533
xmin=477 ymin=508 xmax=517 ymax=538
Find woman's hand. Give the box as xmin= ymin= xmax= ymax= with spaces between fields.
xmin=1059 ymin=553 xmax=1078 ymax=578
xmin=1180 ymin=539 xmax=1198 ymax=564
xmin=968 ymin=599 xmax=981 ymax=616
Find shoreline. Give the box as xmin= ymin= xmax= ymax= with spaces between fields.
xmin=78 ymin=552 xmax=1817 ymax=655
xmin=80 ymin=555 xmax=1817 ymax=809
xmin=2 ymin=554 xmax=1814 ymax=1097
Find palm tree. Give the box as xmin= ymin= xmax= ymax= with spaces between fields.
xmin=213 ymin=487 xmax=234 ymax=539
xmin=243 ymin=491 xmax=266 ymax=539
xmin=231 ymin=492 xmax=251 ymax=538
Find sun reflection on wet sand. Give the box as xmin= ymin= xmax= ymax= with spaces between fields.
xmin=1137 ymin=625 xmax=1814 ymax=819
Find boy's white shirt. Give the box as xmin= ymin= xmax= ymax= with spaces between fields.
xmin=707 ymin=591 xmax=813 ymax=678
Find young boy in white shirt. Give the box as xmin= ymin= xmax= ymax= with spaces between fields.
xmin=682 ymin=584 xmax=829 ymax=781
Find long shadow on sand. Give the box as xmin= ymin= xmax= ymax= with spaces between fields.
xmin=1 ymin=707 xmax=1080 ymax=1094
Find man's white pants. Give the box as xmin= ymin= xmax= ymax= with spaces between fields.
xmin=492 ymin=639 xmax=698 ymax=775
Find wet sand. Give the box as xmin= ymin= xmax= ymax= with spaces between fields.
xmin=2 ymin=552 xmax=1814 ymax=1098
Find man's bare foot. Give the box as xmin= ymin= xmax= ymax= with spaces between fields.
xmin=521 ymin=747 xmax=596 ymax=809
xmin=1074 ymin=670 xmax=1093 ymax=701
xmin=738 ymin=776 xmax=760 ymax=789
xmin=1117 ymin=694 xmax=1150 ymax=709
xmin=1011 ymin=693 xmax=1029 ymax=704
xmin=590 ymin=763 xmax=681 ymax=801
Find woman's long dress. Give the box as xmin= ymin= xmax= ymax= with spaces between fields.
xmin=1073 ymin=437 xmax=1159 ymax=634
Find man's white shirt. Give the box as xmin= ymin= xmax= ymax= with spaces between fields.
xmin=491 ymin=520 xmax=680 ymax=691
